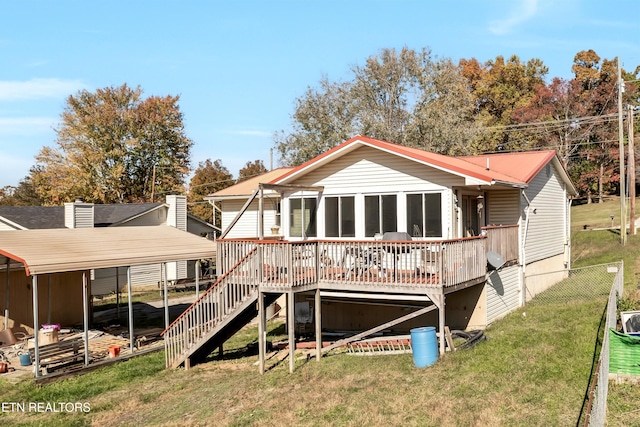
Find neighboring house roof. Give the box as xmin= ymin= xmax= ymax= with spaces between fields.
xmin=0 ymin=206 xmax=64 ymax=229
xmin=0 ymin=202 xmax=218 ymax=230
xmin=207 ymin=167 xmax=295 ymax=200
xmin=94 ymin=203 xmax=164 ymax=227
xmin=0 ymin=226 xmax=217 ymax=276
xmin=270 ymin=135 xmax=578 ymax=195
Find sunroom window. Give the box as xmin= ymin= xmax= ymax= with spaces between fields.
xmin=290 ymin=197 xmax=317 ymax=238
xmin=364 ymin=194 xmax=397 ymax=237
xmin=325 ymin=196 xmax=355 ymax=237
xmin=407 ymin=193 xmax=442 ymax=238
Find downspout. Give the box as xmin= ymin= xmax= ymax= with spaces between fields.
xmin=521 ymin=190 xmax=532 ymax=306
xmin=566 ymin=197 xmax=572 ymax=271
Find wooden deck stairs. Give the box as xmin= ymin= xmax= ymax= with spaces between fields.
xmin=163 ymin=248 xmax=280 ymax=369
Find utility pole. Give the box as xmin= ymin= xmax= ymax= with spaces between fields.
xmin=629 ymin=104 xmax=636 ymax=236
xmin=617 ymin=57 xmax=626 ymax=244
xmin=151 ymin=165 xmax=157 ymax=203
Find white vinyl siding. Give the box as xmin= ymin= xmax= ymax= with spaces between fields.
xmin=121 ymin=210 xmax=166 ymax=226
xmin=166 ymin=195 xmax=187 ymax=231
xmin=486 ymin=264 xmax=521 ymax=324
xmin=292 ymin=146 xmax=465 ymax=192
xmin=284 ymin=146 xmax=455 ymax=239
xmin=0 ymin=221 xmax=20 ymax=231
xmin=91 ymin=267 xmax=129 ymax=296
xmin=130 ymin=264 xmax=163 ymax=287
xmin=64 ymin=203 xmax=94 ymax=229
xmin=522 ymin=164 xmax=566 ymax=264
xmin=221 ymin=199 xmax=279 ymax=239
xmin=486 ymin=189 xmax=521 ymax=225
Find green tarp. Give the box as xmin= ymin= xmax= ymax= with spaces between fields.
xmin=609 ymin=328 xmax=640 ymax=375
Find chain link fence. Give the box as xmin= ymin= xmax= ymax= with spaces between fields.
xmin=525 ymin=262 xmax=621 ymax=307
xmin=524 ymin=262 xmax=624 ymax=426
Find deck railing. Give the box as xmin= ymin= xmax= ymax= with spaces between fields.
xmin=217 ymin=236 xmax=491 ymax=292
xmin=315 ymin=238 xmax=486 ymax=288
xmin=163 ymin=246 xmax=262 ymax=368
xmin=482 ymin=224 xmax=519 ymax=263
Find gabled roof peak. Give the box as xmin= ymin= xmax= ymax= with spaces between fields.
xmin=270 ymin=135 xmax=569 ymax=189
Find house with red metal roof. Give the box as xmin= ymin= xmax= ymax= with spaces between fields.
xmin=165 ymin=136 xmax=577 ymax=371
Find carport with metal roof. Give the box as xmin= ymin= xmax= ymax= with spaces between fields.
xmin=0 ymin=226 xmax=216 ymax=378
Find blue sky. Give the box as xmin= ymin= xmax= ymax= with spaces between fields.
xmin=1 ymin=0 xmax=638 ymax=188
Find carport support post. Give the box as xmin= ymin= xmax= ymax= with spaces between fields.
xmin=32 ymin=275 xmax=40 ymax=378
xmin=163 ymin=263 xmax=169 ymax=330
xmin=47 ymin=275 xmax=52 ymax=324
xmin=288 ymin=291 xmax=295 ymax=373
xmin=127 ymin=267 xmax=134 ymax=354
xmin=258 ymin=290 xmax=266 ymax=374
xmin=315 ymin=288 xmax=322 ymax=361
xmin=4 ymin=260 xmax=9 ymax=330
xmin=82 ymin=272 xmax=89 ymax=365
xmin=116 ymin=267 xmax=120 ymax=320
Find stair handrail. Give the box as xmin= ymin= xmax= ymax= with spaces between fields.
xmin=161 ymin=246 xmax=258 ymax=335
xmin=163 ymin=246 xmax=262 ymax=368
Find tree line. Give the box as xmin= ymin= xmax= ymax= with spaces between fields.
xmin=275 ymin=48 xmax=639 ymax=203
xmin=1 ymin=48 xmax=638 ymax=220
xmin=0 ymin=84 xmax=268 ymax=223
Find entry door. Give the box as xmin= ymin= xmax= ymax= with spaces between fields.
xmin=461 ymin=195 xmax=481 ymax=237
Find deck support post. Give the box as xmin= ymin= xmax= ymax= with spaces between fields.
xmin=195 ymin=260 xmax=201 ymax=300
xmin=127 ymin=266 xmax=134 ymax=354
xmin=288 ymin=291 xmax=295 ymax=373
xmin=32 ymin=275 xmax=40 ymax=378
xmin=258 ymin=290 xmax=266 ymax=374
xmin=82 ymin=271 xmax=89 ymax=365
xmin=4 ymin=260 xmax=9 ymax=330
xmin=438 ymin=292 xmax=446 ymax=355
xmin=315 ymin=288 xmax=322 ymax=361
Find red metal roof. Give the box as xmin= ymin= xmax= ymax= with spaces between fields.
xmin=270 ymin=136 xmax=568 ymax=189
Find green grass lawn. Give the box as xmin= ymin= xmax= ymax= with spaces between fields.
xmin=1 ymin=201 xmax=639 ymax=426
xmin=0 ymin=302 xmax=607 ymax=427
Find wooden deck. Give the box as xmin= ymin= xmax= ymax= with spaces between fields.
xmin=163 ymin=225 xmax=519 ymax=369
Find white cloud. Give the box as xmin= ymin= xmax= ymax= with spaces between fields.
xmin=489 ymin=0 xmax=539 ymax=35
xmin=0 ymin=117 xmax=57 ymax=136
xmin=0 ymin=78 xmax=88 ymax=101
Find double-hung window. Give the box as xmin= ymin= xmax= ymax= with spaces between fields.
xmin=364 ymin=194 xmax=397 ymax=237
xmin=325 ymin=196 xmax=355 ymax=237
xmin=290 ymin=197 xmax=317 ymax=237
xmin=407 ymin=193 xmax=442 ymax=238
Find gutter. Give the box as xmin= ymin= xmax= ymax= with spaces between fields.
xmin=491 ymin=180 xmax=528 ymax=189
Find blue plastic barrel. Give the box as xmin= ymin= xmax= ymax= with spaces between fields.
xmin=19 ymin=352 xmax=31 ymax=366
xmin=410 ymin=326 xmax=438 ymax=368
